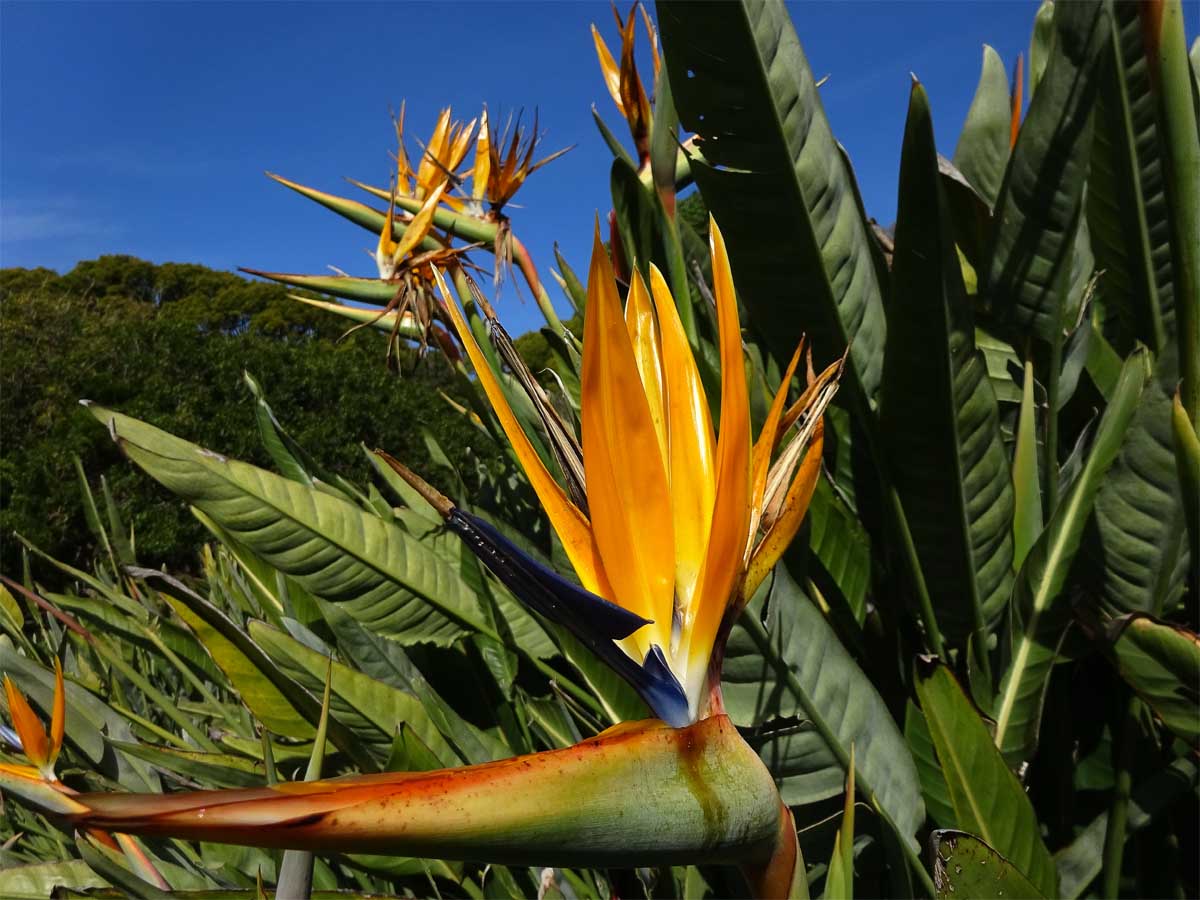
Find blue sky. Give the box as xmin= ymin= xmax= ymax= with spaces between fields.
xmin=3 ymin=1 xmax=1040 ymax=333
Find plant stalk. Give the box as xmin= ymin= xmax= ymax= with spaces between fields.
xmin=1101 ymin=691 xmax=1138 ymax=899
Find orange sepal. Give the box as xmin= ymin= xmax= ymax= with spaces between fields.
xmin=432 ymin=268 xmax=612 ymax=602
xmin=582 ymin=226 xmax=675 ymax=653
xmin=4 ymin=674 xmax=49 ymax=771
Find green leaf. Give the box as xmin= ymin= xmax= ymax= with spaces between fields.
xmin=610 ymin=157 xmax=665 ymax=282
xmin=159 ymin=592 xmax=312 ymax=740
xmin=1151 ymin=0 xmax=1200 ymax=419
xmin=318 ymin=600 xmax=508 ymax=764
xmin=249 ymin=620 xmax=459 ymax=767
xmin=1055 ymin=756 xmax=1197 ymax=899
xmin=975 ymin=328 xmax=1023 ymax=404
xmin=914 ymin=662 xmax=1057 ymax=898
xmin=724 ymin=567 xmax=925 ymax=851
xmin=659 ymin=0 xmax=887 ymax=405
xmin=552 ymin=243 xmax=587 ymax=313
xmin=1028 ymin=0 xmax=1056 ymax=93
xmin=953 ymin=46 xmax=1013 ymax=207
xmin=985 ymin=0 xmax=1105 ymax=345
xmin=591 ymin=105 xmax=637 ymax=171
xmin=1012 ymin=358 xmax=1044 ymax=571
xmin=806 ymin=479 xmax=871 ymax=623
xmin=1172 ymin=390 xmax=1200 ymax=552
xmin=930 ymin=830 xmax=1047 ymax=900
xmin=882 ymin=79 xmax=1016 ymax=650
xmin=89 ymin=404 xmax=492 ymax=645
xmin=903 ymin=702 xmax=955 ymax=829
xmin=243 ymin=372 xmax=312 ymax=486
xmin=0 ymin=860 xmax=109 ymax=896
xmin=992 ymin=348 xmax=1149 ymax=763
xmin=824 ymin=750 xmax=856 ymax=900
xmin=1106 ymin=613 xmax=1199 ymax=746
xmin=1085 ymin=362 xmax=1190 ymax=615
xmin=107 ymin=742 xmax=268 ymax=789
xmin=1088 ymin=1 xmax=1178 ymax=358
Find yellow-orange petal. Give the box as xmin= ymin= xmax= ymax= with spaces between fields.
xmin=448 ymin=117 xmax=478 ymax=172
xmin=591 ymin=25 xmax=625 ymax=114
xmin=749 ymin=341 xmax=804 ymax=549
xmin=391 ymin=183 xmax=446 ymax=264
xmin=473 ymin=109 xmax=492 ymax=202
xmin=618 ymin=10 xmax=652 ymax=141
xmin=624 ymin=269 xmax=668 ymax=462
xmin=639 ymin=3 xmax=661 ymax=80
xmin=744 ymin=420 xmax=824 ymax=600
xmin=393 ymin=101 xmax=414 ymax=194
xmin=685 ymin=218 xmax=751 ymax=684
xmin=377 ymin=190 xmax=399 ymax=260
xmin=582 ymin=225 xmax=675 ymax=654
xmin=432 ymin=268 xmax=612 ymax=601
xmin=4 ymin=675 xmax=49 ymax=770
xmin=50 ymin=658 xmax=65 ymax=765
xmin=417 ymin=109 xmax=454 ymax=196
xmin=648 ymin=264 xmax=715 ymax=606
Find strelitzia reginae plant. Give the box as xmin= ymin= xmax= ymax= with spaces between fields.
xmin=3 ymin=0 xmax=1199 ymax=897
xmin=0 ymin=220 xmax=835 ymax=898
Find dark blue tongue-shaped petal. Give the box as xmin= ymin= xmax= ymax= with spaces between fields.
xmin=447 ymin=510 xmax=690 ymax=726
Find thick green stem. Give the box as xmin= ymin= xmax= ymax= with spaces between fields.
xmin=1101 ymin=692 xmax=1138 ymax=899
xmin=510 ymin=235 xmax=570 ymax=342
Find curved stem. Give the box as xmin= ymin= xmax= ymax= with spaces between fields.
xmin=510 ymin=235 xmax=573 ymax=342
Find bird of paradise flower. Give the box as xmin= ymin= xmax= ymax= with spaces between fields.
xmin=0 ymin=220 xmax=839 ymax=899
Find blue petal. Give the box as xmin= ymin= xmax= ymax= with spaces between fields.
xmin=447 ymin=510 xmax=690 ymax=726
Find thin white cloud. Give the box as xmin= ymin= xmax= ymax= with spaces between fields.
xmin=0 ymin=199 xmax=121 ymax=243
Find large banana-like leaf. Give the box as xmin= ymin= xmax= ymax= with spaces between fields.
xmin=1105 ymin=613 xmax=1199 ymax=746
xmin=992 ymin=349 xmax=1149 ymax=764
xmin=903 ymin=702 xmax=954 ymax=829
xmin=881 ymin=80 xmax=1015 ymax=647
xmin=658 ymin=0 xmax=887 ymax=406
xmin=722 ymin=567 xmax=925 ymax=851
xmin=985 ymin=0 xmax=1106 ymax=344
xmin=317 ymin=600 xmax=510 ymax=764
xmin=953 ymin=46 xmax=1013 ymax=207
xmin=248 ymin=621 xmax=460 ymax=767
xmin=930 ymin=831 xmax=1047 ymax=900
xmin=806 ymin=479 xmax=871 ymax=622
xmin=1088 ymin=0 xmax=1177 ymax=357
xmin=1085 ymin=364 xmax=1190 ymax=615
xmin=163 ymin=595 xmax=312 ymax=741
xmin=86 ymin=405 xmax=490 ymax=646
xmin=915 ymin=663 xmax=1057 ymax=899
